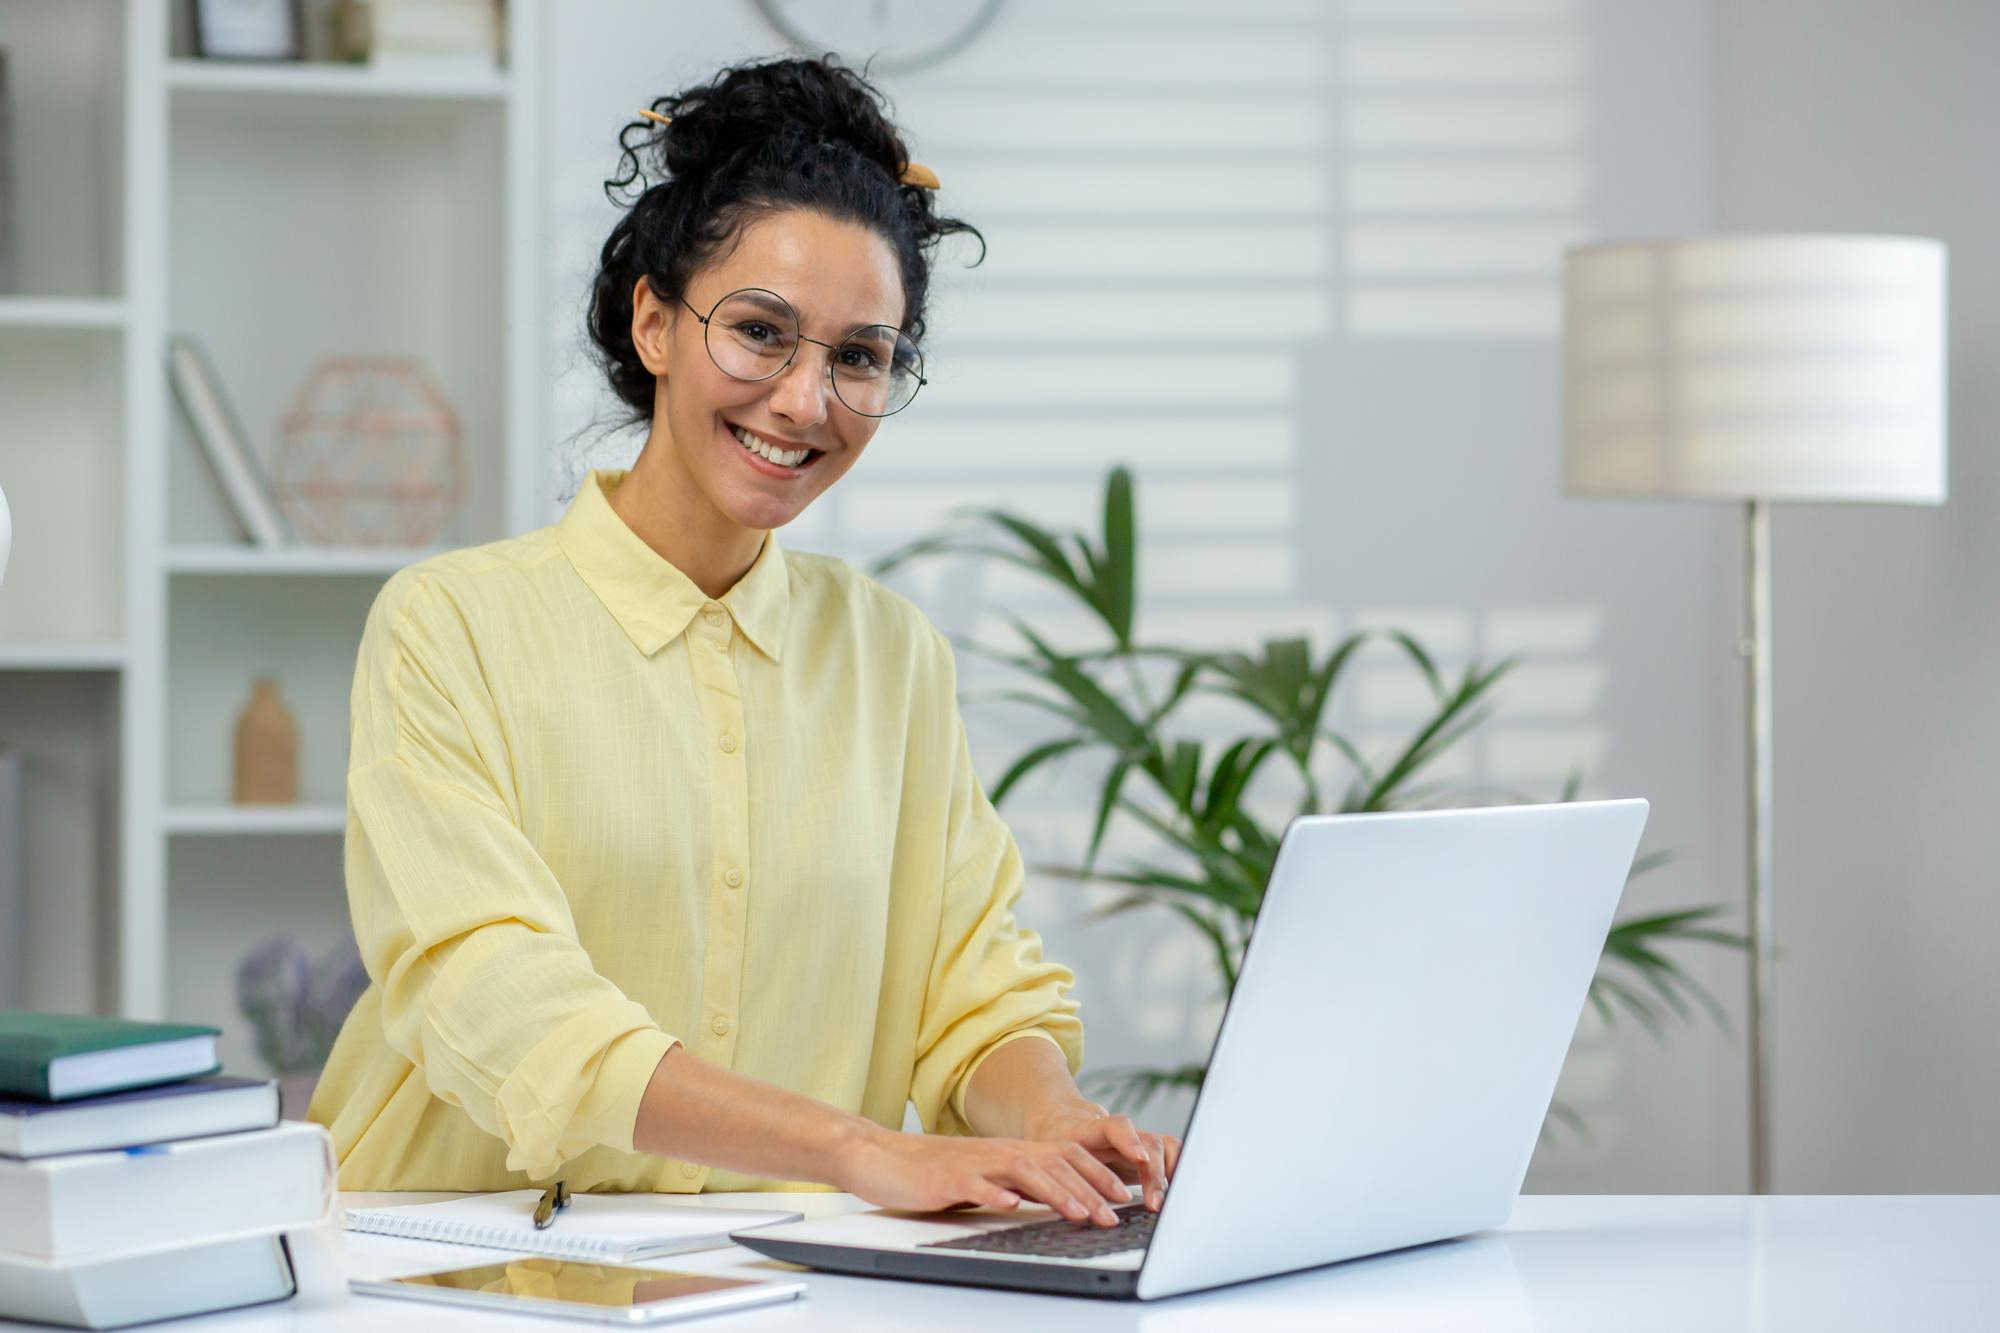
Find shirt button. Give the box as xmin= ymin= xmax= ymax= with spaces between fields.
xmin=680 ymin=1162 xmax=700 ymax=1179
xmin=718 ymin=733 xmax=737 ymax=753
xmin=711 ymin=1015 xmax=731 ymax=1036
xmin=724 ymin=867 xmax=743 ymax=888
xmin=704 ymin=608 xmax=726 ymax=627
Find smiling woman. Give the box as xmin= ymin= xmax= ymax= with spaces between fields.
xmin=307 ymin=55 xmax=1181 ymax=1228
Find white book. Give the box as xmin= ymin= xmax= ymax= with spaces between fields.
xmin=166 ymin=335 xmax=289 ymax=547
xmin=345 ymin=1190 xmax=804 ymax=1264
xmin=0 ymin=1233 xmax=296 ymax=1330
xmin=0 ymin=1120 xmax=333 ymax=1260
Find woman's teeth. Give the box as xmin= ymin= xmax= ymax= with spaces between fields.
xmin=731 ymin=424 xmax=812 ymax=469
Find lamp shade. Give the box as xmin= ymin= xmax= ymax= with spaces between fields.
xmin=1562 ymin=234 xmax=1947 ymax=503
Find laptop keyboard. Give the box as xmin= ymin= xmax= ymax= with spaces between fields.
xmin=920 ymin=1202 xmax=1156 ymax=1260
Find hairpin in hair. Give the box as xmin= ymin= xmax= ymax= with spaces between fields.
xmin=637 ymin=108 xmax=940 ymax=190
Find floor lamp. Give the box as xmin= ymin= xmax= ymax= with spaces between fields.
xmin=1558 ymin=234 xmax=1948 ymax=1194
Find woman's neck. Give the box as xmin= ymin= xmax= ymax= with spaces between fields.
xmin=609 ymin=438 xmax=764 ymax=601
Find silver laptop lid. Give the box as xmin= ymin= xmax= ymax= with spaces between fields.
xmin=1136 ymin=798 xmax=1648 ymax=1300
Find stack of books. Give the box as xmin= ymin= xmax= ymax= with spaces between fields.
xmin=0 ymin=1011 xmax=334 ymax=1330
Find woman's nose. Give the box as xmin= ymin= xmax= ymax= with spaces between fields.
xmin=768 ymin=347 xmax=832 ymax=428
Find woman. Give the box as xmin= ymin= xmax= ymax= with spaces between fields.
xmin=309 ymin=56 xmax=1180 ymax=1228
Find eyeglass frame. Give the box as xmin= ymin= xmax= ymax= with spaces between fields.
xmin=676 ymin=286 xmax=928 ymax=418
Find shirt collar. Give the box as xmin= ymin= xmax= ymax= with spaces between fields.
xmin=556 ymin=468 xmax=789 ymax=663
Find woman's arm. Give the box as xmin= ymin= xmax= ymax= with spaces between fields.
xmin=962 ymin=1034 xmax=1178 ymax=1212
xmin=632 ymin=1044 xmax=1143 ymax=1226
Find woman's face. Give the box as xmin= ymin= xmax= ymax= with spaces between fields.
xmin=631 ymin=208 xmax=906 ymax=534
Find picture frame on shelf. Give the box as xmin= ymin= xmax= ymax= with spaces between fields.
xmin=191 ymin=0 xmax=306 ymax=62
xmin=168 ymin=334 xmax=291 ymax=547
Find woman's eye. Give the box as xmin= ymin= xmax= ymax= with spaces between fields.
xmin=839 ymin=347 xmax=883 ymax=371
xmin=738 ymin=322 xmax=776 ymax=343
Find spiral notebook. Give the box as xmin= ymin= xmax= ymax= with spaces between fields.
xmin=344 ymin=1191 xmax=804 ymax=1263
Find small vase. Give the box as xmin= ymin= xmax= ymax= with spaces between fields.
xmin=233 ymin=678 xmax=299 ymax=805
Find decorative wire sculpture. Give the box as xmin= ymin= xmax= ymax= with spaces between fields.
xmin=272 ymin=356 xmax=466 ymax=546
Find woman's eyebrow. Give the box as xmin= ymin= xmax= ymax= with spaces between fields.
xmin=728 ymin=285 xmax=898 ymax=336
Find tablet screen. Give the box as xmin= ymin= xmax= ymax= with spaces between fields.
xmin=389 ymin=1258 xmax=768 ymax=1309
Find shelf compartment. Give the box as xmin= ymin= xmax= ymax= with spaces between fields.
xmin=166 ymin=92 xmax=508 ymax=550
xmin=0 ymin=0 xmax=126 ymax=300
xmin=166 ymin=576 xmax=380 ymax=808
xmin=0 ymin=328 xmax=125 ymax=643
xmin=0 ymin=671 xmax=119 ymax=1013
xmin=166 ymin=833 xmax=355 ymax=1078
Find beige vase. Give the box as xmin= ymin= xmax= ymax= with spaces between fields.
xmin=233 ymin=678 xmax=299 ymax=805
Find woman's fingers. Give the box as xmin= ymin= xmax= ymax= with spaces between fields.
xmin=967 ymin=1179 xmax=1020 ymax=1211
xmin=1097 ymin=1115 xmax=1150 ymax=1171
xmin=1136 ymin=1132 xmax=1167 ymax=1209
xmin=1047 ymin=1154 xmax=1120 ymax=1227
xmin=1063 ymin=1141 xmax=1132 ymax=1210
xmin=1162 ymin=1133 xmax=1182 ymax=1180
xmin=1079 ymin=1114 xmax=1166 ymax=1209
xmin=1009 ymin=1159 xmax=1092 ymax=1224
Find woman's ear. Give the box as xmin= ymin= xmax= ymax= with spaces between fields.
xmin=631 ymin=276 xmax=674 ymax=377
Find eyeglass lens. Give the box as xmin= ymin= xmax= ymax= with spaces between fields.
xmin=703 ymin=288 xmax=923 ymax=417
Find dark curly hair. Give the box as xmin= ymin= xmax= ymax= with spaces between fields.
xmin=585 ymin=54 xmax=985 ymax=426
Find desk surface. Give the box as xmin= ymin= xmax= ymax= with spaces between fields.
xmin=7 ymin=1192 xmax=1995 ymax=1332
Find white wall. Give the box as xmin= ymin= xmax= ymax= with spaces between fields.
xmin=543 ymin=0 xmax=1761 ymax=1191
xmin=1713 ymin=0 xmax=2000 ymax=1192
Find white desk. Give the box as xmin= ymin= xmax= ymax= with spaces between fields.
xmin=8 ymin=1192 xmax=1995 ymax=1331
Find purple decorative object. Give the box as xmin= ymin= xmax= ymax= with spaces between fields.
xmin=236 ymin=934 xmax=370 ymax=1076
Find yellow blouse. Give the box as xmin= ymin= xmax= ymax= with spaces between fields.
xmin=308 ymin=468 xmax=1082 ymax=1192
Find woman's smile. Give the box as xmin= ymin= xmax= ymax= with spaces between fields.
xmin=726 ymin=419 xmax=825 ymax=477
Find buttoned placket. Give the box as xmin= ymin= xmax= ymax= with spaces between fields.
xmin=677 ymin=598 xmax=751 ymax=1190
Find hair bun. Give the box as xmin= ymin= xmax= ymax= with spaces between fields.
xmin=612 ymin=55 xmax=911 ymax=204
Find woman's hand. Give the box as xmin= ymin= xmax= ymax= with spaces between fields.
xmin=1022 ymin=1101 xmax=1180 ymax=1213
xmin=832 ymin=1121 xmax=1137 ymax=1227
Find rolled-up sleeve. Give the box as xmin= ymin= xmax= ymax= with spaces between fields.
xmin=908 ymin=629 xmax=1084 ymax=1136
xmin=344 ymin=571 xmax=678 ymax=1178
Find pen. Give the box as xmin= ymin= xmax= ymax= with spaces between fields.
xmin=533 ymin=1179 xmax=570 ymax=1230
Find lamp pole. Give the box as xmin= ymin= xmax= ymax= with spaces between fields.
xmin=1743 ymin=498 xmax=1776 ymax=1195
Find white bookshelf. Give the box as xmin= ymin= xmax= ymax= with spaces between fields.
xmin=0 ymin=0 xmax=544 ymax=1076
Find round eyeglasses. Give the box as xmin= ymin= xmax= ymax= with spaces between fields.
xmin=678 ymin=287 xmax=926 ymax=418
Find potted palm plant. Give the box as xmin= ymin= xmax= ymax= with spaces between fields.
xmin=876 ymin=465 xmax=1743 ymax=1132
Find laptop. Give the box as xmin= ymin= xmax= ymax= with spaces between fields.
xmin=733 ymin=798 xmax=1650 ymax=1300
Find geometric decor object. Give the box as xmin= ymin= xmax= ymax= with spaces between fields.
xmin=272 ymin=356 xmax=465 ymax=546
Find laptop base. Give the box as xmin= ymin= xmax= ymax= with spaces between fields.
xmin=734 ymin=1234 xmax=1140 ymax=1300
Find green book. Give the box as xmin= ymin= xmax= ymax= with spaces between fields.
xmin=0 ymin=1012 xmax=222 ymax=1102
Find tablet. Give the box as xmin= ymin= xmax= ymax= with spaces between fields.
xmin=351 ymin=1257 xmax=806 ymax=1325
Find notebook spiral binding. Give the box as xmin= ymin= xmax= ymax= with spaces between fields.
xmin=345 ymin=1211 xmax=618 ymax=1261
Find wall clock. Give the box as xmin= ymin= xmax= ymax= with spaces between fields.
xmin=751 ymin=0 xmax=1007 ymax=76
